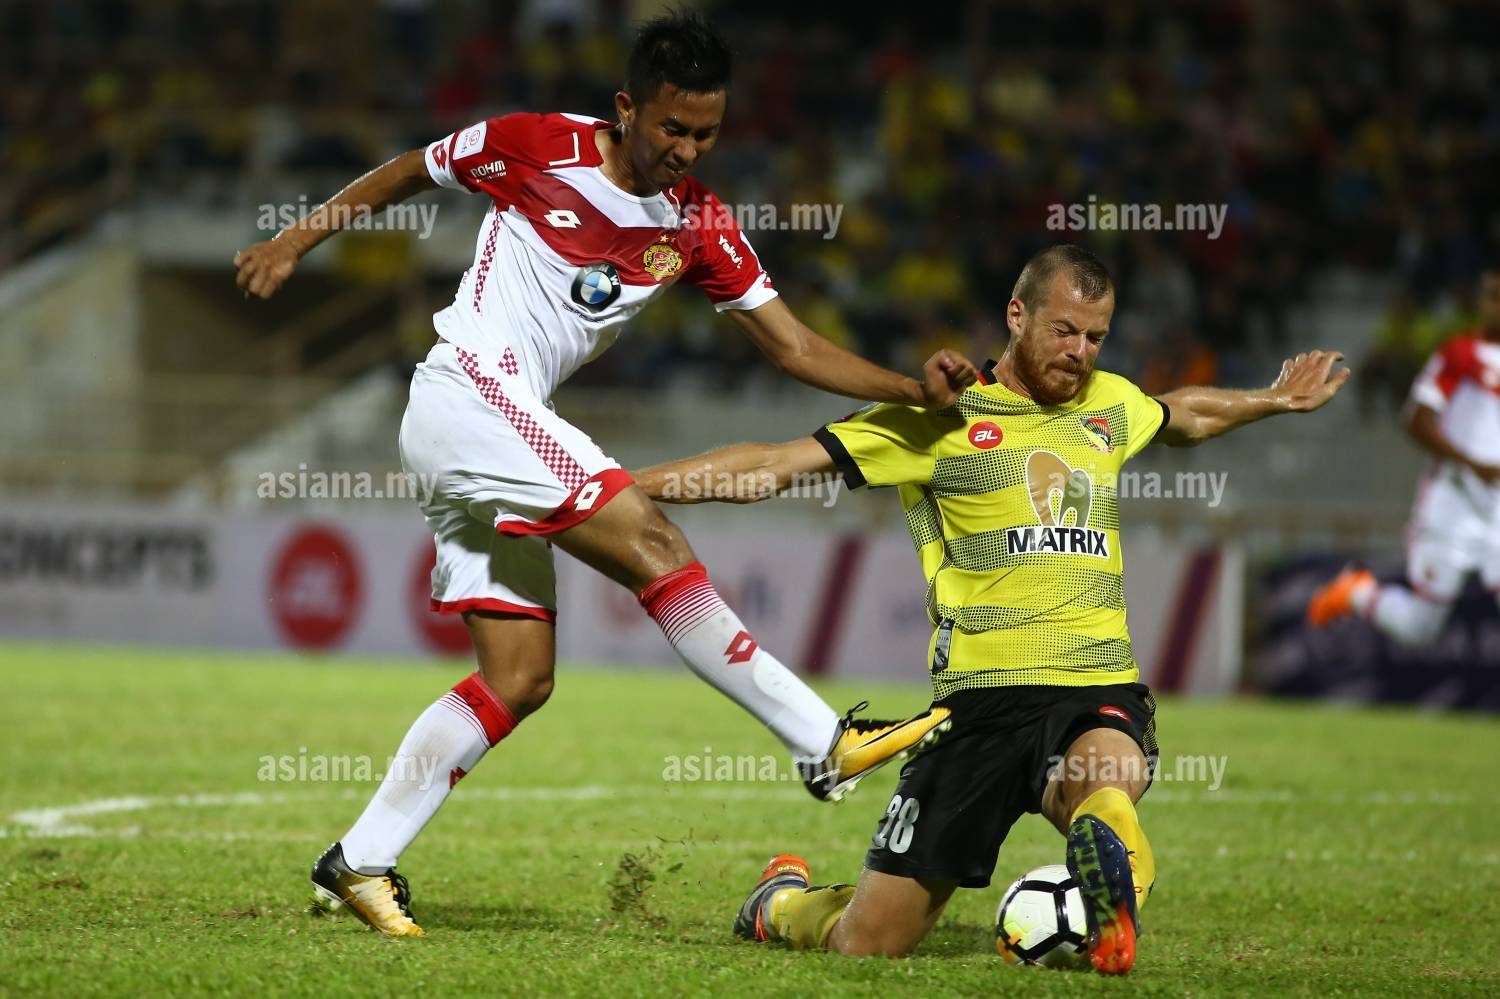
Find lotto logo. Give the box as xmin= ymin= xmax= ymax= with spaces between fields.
xmin=545 ymin=209 xmax=582 ymax=229
xmin=968 ymin=421 xmax=1003 ymax=449
xmin=573 ymin=480 xmax=604 ymax=511
xmin=724 ymin=630 xmax=758 ymax=665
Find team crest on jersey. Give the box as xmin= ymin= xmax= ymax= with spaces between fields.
xmin=1080 ymin=415 xmax=1114 ymax=453
xmin=1003 ymin=451 xmax=1110 ymax=559
xmin=642 ymin=238 xmax=683 ymax=282
xmin=571 ymin=263 xmax=621 ymax=312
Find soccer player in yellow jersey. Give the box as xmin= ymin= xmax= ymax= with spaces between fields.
xmin=635 ymin=244 xmax=1349 ymax=974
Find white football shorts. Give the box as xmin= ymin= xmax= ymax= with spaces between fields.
xmin=399 ymin=341 xmax=632 ymax=621
xmin=1404 ymin=462 xmax=1500 ymax=601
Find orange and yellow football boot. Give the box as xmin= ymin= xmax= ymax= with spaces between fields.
xmin=309 ymin=842 xmax=425 ymax=937
xmin=799 ymin=702 xmax=952 ymax=802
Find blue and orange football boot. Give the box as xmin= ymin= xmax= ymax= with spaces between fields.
xmin=1066 ymin=815 xmax=1139 ymax=974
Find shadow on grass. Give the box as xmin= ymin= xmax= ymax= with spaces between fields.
xmin=918 ymin=921 xmax=1005 ymax=960
xmin=416 ymin=899 xmax=571 ymax=934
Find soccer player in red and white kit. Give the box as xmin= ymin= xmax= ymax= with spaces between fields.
xmin=1309 ymin=267 xmax=1500 ymax=642
xmin=233 ymin=12 xmax=969 ymax=936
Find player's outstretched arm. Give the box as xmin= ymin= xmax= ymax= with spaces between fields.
xmin=1154 ymin=350 xmax=1350 ymax=447
xmin=233 ymin=149 xmax=437 ymax=299
xmin=635 ymin=437 xmax=836 ymax=504
xmin=725 ymin=299 xmax=977 ymax=407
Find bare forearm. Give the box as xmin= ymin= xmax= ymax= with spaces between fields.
xmin=635 ymin=437 xmax=834 ymax=504
xmin=725 ymin=300 xmax=974 ymax=407
xmin=235 ymin=149 xmax=435 ymax=300
xmin=1157 ymin=350 xmax=1350 ymax=446
xmin=276 ymin=149 xmax=434 ymax=257
xmin=636 ymin=444 xmax=785 ymax=503
xmin=1156 ymin=385 xmax=1282 ymax=445
xmin=773 ymin=334 xmax=924 ymax=404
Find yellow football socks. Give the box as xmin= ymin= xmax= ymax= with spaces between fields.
xmin=1073 ymin=787 xmax=1155 ymax=909
xmin=766 ymin=884 xmax=857 ymax=950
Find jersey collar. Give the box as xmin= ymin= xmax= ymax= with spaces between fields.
xmin=592 ymin=123 xmax=677 ymax=210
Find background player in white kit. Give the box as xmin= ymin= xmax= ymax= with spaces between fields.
xmin=232 ymin=12 xmax=970 ymax=936
xmin=1309 ymin=267 xmax=1500 ymax=642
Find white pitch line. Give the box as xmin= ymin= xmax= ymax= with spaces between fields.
xmin=8 ymin=790 xmax=308 ymax=837
xmin=4 ymin=785 xmax=1491 ymax=839
xmin=1 ymin=785 xmax=808 ymax=838
xmin=4 ymin=823 xmax=1493 ymax=868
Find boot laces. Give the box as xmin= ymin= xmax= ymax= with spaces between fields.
xmin=841 ymin=701 xmax=902 ymax=737
xmin=384 ymin=870 xmax=415 ymax=919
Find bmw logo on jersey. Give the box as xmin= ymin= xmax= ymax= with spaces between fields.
xmin=571 ymin=263 xmax=621 ymax=312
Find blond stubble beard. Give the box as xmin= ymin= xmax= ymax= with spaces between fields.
xmin=1013 ymin=324 xmax=1094 ymax=406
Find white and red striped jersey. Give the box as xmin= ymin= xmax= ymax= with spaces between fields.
xmin=424 ymin=112 xmax=776 ymax=400
xmin=1409 ymin=332 xmax=1500 ymax=468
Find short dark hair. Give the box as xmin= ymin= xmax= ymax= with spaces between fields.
xmin=626 ymin=9 xmax=732 ymax=105
xmin=1012 ymin=244 xmax=1114 ymax=311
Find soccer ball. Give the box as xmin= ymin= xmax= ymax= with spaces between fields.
xmin=995 ymin=864 xmax=1089 ymax=969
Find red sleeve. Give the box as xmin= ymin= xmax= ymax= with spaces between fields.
xmin=424 ymin=112 xmax=603 ymax=199
xmin=678 ymin=186 xmax=778 ymax=312
xmin=1410 ymin=336 xmax=1477 ymax=411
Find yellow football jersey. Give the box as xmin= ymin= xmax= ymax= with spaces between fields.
xmin=814 ymin=365 xmax=1167 ymax=697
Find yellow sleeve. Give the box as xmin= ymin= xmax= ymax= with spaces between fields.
xmin=1118 ymin=377 xmax=1168 ymax=461
xmin=814 ymin=404 xmax=942 ymax=488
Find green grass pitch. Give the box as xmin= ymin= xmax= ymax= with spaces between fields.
xmin=3 ymin=642 xmax=1498 ymax=995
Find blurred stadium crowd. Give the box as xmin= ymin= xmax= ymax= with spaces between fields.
xmin=3 ymin=0 xmax=1498 ymax=398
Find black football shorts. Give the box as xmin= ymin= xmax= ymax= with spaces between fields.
xmin=863 ymin=682 xmax=1158 ymax=888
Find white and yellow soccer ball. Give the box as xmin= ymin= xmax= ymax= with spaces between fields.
xmin=995 ymin=864 xmax=1090 ymax=969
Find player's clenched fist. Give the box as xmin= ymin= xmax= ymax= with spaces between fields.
xmin=920 ymin=349 xmax=979 ymax=408
xmin=234 ymin=238 xmax=301 ymax=300
xmin=1269 ymin=349 xmax=1351 ymax=413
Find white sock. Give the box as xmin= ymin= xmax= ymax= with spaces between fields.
xmin=1364 ymin=585 xmax=1450 ymax=646
xmin=340 ymin=673 xmax=516 ymax=872
xmin=639 ymin=561 xmax=839 ymax=760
